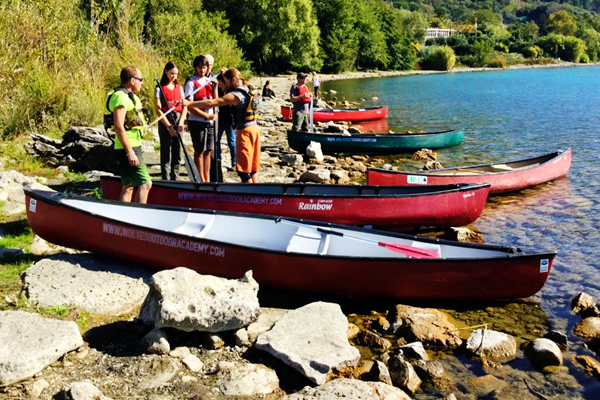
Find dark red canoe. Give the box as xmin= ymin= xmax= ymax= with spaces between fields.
xmin=25 ymin=189 xmax=557 ymax=300
xmin=367 ymin=149 xmax=572 ymax=194
xmin=281 ymin=105 xmax=388 ymax=122
xmin=101 ymin=176 xmax=490 ymax=230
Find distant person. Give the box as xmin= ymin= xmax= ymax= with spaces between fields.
xmin=184 ymin=68 xmax=261 ymax=183
xmin=312 ymin=72 xmax=321 ymax=99
xmin=289 ymin=72 xmax=312 ymax=132
xmin=262 ymin=80 xmax=277 ymax=99
xmin=154 ymin=61 xmax=187 ymax=180
xmin=204 ymin=54 xmax=215 ymax=77
xmin=184 ymin=55 xmax=215 ymax=182
xmin=104 ymin=65 xmax=152 ymax=203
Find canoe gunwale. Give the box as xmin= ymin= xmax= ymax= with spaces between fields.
xmin=101 ymin=175 xmax=490 ymax=199
xmin=287 ymin=129 xmax=460 ymax=139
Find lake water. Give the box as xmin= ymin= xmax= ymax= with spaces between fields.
xmin=323 ymin=67 xmax=600 ymax=398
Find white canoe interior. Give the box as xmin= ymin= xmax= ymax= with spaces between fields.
xmin=63 ymin=198 xmax=509 ymax=260
xmin=424 ymin=161 xmax=542 ymax=176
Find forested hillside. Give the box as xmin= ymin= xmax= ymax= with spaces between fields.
xmin=1 ymin=0 xmax=599 ymax=146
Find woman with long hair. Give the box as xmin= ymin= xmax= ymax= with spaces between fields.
xmin=154 ymin=61 xmax=187 ymax=180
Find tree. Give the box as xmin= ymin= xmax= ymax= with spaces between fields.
xmin=355 ymin=0 xmax=390 ymax=70
xmin=546 ymin=10 xmax=577 ymax=36
xmin=314 ymin=0 xmax=359 ymax=72
xmin=204 ymin=0 xmax=321 ymax=72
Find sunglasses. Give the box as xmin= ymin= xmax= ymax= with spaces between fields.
xmin=132 ymin=76 xmax=144 ymax=82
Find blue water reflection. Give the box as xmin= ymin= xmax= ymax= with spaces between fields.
xmin=324 ymin=67 xmax=600 ymax=328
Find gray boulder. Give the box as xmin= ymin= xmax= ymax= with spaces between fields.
xmin=0 ymin=311 xmax=84 ymax=385
xmin=282 ymin=153 xmax=304 ymax=167
xmin=246 ymin=308 xmax=289 ymax=343
xmin=255 ymin=302 xmax=360 ymax=385
xmin=298 ymin=169 xmax=330 ymax=183
xmin=22 ymin=257 xmax=149 ymax=315
xmin=398 ymin=341 xmax=429 ymax=360
xmin=283 ymin=378 xmax=412 ymax=400
xmin=139 ymin=268 xmax=260 ymax=332
xmin=466 ymin=328 xmax=517 ymax=363
xmin=215 ymin=361 xmax=279 ymax=396
xmin=571 ymin=292 xmax=600 ymax=318
xmin=392 ymin=305 xmax=462 ymax=349
xmin=525 ymin=338 xmax=563 ymax=369
xmin=388 ymin=353 xmax=422 ymax=394
xmin=574 ymin=317 xmax=600 ymax=343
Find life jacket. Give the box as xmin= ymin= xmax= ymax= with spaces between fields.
xmin=297 ymin=85 xmax=312 ymax=103
xmin=192 ymin=78 xmax=214 ymax=101
xmin=103 ymin=87 xmax=145 ymax=131
xmin=231 ymin=86 xmax=261 ymax=128
xmin=160 ymin=85 xmax=183 ymax=113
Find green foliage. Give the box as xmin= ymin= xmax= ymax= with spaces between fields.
xmin=579 ymin=28 xmax=600 ymax=61
xmin=472 ymin=39 xmax=496 ymax=67
xmin=547 ymin=10 xmax=578 ymax=36
xmin=419 ymin=45 xmax=457 ymax=70
xmin=538 ymin=33 xmax=587 ymax=61
xmin=314 ymin=0 xmax=359 ymax=73
xmin=147 ymin=10 xmax=247 ymax=78
xmin=39 ymin=305 xmax=69 ymax=317
xmin=487 ymin=54 xmax=507 ymax=68
xmin=522 ymin=45 xmax=543 ymax=58
xmin=0 ymin=220 xmax=35 ymax=253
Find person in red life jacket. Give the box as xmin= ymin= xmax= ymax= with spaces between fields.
xmin=104 ymin=66 xmax=152 ymax=203
xmin=290 ymin=72 xmax=313 ymax=132
xmin=183 ymin=68 xmax=260 ymax=183
xmin=184 ymin=55 xmax=216 ymax=182
xmin=154 ymin=61 xmax=187 ymax=180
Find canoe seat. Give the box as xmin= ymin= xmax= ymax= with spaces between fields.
xmin=410 ymin=241 xmax=442 ymax=257
xmin=286 ymin=226 xmax=330 ymax=255
xmin=172 ymin=213 xmax=215 ymax=237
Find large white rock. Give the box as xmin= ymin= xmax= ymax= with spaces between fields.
xmin=0 ymin=311 xmax=84 ymax=385
xmin=0 ymin=171 xmax=52 ymax=215
xmin=466 ymin=328 xmax=517 ymax=363
xmin=255 ymin=302 xmax=360 ymax=385
xmin=139 ymin=268 xmax=260 ymax=332
xmin=306 ymin=141 xmax=324 ymax=161
xmin=22 ymin=257 xmax=149 ymax=315
xmin=283 ymin=378 xmax=412 ymax=400
xmin=216 ymin=361 xmax=279 ymax=396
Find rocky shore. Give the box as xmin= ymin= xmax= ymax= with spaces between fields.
xmin=2 ymin=65 xmax=600 ymax=399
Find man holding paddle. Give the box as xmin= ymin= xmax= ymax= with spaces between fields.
xmin=104 ymin=65 xmax=152 ymax=203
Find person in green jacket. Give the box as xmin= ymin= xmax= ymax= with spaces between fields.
xmin=104 ymin=65 xmax=152 ymax=203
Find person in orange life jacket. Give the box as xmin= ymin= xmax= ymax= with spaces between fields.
xmin=106 ymin=66 xmax=152 ymax=203
xmin=154 ymin=61 xmax=187 ymax=180
xmin=290 ymin=72 xmax=313 ymax=131
xmin=184 ymin=55 xmax=215 ymax=182
xmin=183 ymin=68 xmax=260 ymax=183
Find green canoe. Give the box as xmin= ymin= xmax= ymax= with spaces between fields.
xmin=287 ymin=129 xmax=464 ymax=155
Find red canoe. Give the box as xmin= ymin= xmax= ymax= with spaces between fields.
xmin=25 ymin=189 xmax=556 ymax=300
xmin=281 ymin=105 xmax=388 ymax=122
xmin=101 ymin=176 xmax=490 ymax=230
xmin=367 ymin=149 xmax=572 ymax=195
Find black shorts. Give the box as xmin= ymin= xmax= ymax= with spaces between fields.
xmin=188 ymin=120 xmax=214 ymax=152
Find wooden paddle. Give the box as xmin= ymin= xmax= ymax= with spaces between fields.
xmin=154 ymin=78 xmax=201 ymax=183
xmin=277 ymin=219 xmax=440 ymax=258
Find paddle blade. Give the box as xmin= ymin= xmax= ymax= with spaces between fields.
xmin=378 ymin=242 xmax=440 ymax=258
